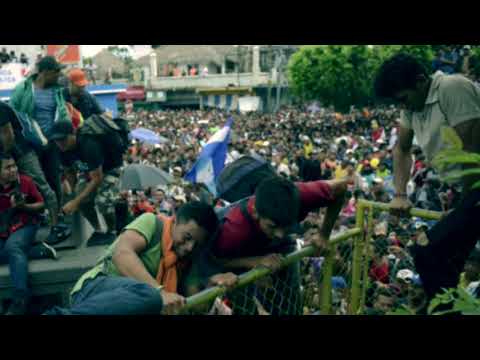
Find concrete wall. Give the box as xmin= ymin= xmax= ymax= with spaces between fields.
xmin=150 ymin=72 xmax=271 ymax=91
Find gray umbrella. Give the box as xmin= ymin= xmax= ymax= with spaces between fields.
xmin=119 ymin=164 xmax=174 ymax=191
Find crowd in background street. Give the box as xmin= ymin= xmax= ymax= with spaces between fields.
xmin=119 ymin=103 xmax=480 ymax=315
xmin=2 ymin=51 xmax=480 ymax=315
xmin=432 ymin=45 xmax=472 ymax=77
xmin=0 ymin=48 xmax=29 ymax=66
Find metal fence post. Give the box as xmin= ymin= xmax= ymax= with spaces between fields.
xmin=359 ymin=205 xmax=375 ymax=314
xmin=180 ymin=228 xmax=361 ymax=315
xmin=320 ymin=243 xmax=334 ymax=315
xmin=349 ymin=202 xmax=365 ymax=315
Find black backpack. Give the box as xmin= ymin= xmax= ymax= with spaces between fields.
xmin=79 ymin=114 xmax=130 ymax=157
xmin=216 ymin=155 xmax=278 ymax=203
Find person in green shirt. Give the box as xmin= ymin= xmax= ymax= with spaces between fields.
xmin=45 ymin=201 xmax=235 ymax=315
xmin=375 ymin=162 xmax=391 ymax=180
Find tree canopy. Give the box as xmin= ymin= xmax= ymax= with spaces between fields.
xmin=288 ymin=45 xmax=435 ymax=112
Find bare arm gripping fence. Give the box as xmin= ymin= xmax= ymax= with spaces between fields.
xmin=358 ymin=200 xmax=443 ymax=221
xmin=180 ymin=201 xmax=442 ymax=316
xmin=181 ymin=228 xmax=362 ymax=314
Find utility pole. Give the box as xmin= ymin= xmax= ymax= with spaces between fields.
xmin=267 ymin=45 xmax=274 ymax=113
xmin=275 ymin=46 xmax=286 ymax=112
xmin=233 ymin=45 xmax=241 ymax=87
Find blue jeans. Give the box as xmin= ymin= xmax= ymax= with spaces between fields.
xmin=0 ymin=225 xmax=37 ymax=301
xmin=45 ymin=275 xmax=164 ymax=315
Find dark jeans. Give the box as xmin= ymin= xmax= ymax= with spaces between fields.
xmin=35 ymin=143 xmax=62 ymax=210
xmin=413 ymin=189 xmax=480 ymax=300
xmin=45 ymin=275 xmax=163 ymax=315
xmin=0 ymin=225 xmax=37 ymax=301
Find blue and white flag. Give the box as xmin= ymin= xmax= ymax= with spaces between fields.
xmin=185 ymin=117 xmax=233 ymax=196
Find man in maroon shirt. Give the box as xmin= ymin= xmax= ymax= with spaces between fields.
xmin=0 ymin=153 xmax=45 ymax=315
xmin=213 ymin=177 xmax=347 ymax=264
xmin=183 ymin=176 xmax=347 ymax=314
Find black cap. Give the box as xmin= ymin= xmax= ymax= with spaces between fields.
xmin=37 ymin=56 xmax=66 ymax=73
xmin=50 ymin=121 xmax=74 ymax=141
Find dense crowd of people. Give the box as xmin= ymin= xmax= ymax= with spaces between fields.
xmin=121 ymin=104 xmax=462 ymax=214
xmin=120 ymin=100 xmax=479 ymax=315
xmin=1 ymin=52 xmax=480 ymax=315
xmin=432 ymin=45 xmax=472 ymax=77
xmin=0 ymin=48 xmax=29 ymax=66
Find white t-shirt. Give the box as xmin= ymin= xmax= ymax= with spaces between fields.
xmin=400 ymin=71 xmax=480 ymax=162
xmin=388 ymin=127 xmax=398 ymax=150
xmin=466 ymin=281 xmax=480 ymax=297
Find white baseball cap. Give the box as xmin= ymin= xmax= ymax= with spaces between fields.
xmin=397 ymin=269 xmax=414 ymax=282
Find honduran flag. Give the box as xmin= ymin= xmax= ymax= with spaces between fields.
xmin=185 ymin=117 xmax=233 ymax=196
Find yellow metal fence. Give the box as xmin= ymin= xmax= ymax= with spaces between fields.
xmin=183 ymin=200 xmax=442 ymax=315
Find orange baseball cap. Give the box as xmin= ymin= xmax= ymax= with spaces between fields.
xmin=69 ymin=69 xmax=89 ymax=87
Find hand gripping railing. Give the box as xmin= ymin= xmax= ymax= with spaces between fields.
xmin=181 ymin=200 xmax=442 ymax=315
xmin=182 ymin=228 xmax=362 ymax=314
xmin=350 ymin=200 xmax=443 ymax=315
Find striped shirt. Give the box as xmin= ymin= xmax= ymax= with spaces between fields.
xmin=33 ymin=87 xmax=57 ymax=139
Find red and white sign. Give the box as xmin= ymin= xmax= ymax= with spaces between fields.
xmin=46 ymin=45 xmax=81 ymax=65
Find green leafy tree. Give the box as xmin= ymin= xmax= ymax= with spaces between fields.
xmin=379 ymin=45 xmax=434 ymax=73
xmin=428 ymin=287 xmax=480 ymax=315
xmin=468 ymin=46 xmax=480 ymax=80
xmin=288 ymin=45 xmax=435 ymax=112
xmin=388 ymin=287 xmax=480 ymax=315
xmin=432 ymin=127 xmax=480 ymax=190
xmin=107 ymin=46 xmax=131 ymax=60
xmin=107 ymin=46 xmax=135 ymax=79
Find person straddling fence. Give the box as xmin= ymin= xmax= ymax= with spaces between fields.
xmin=183 ymin=176 xmax=348 ymax=315
xmin=374 ymin=53 xmax=480 ymax=303
xmin=44 ymin=201 xmax=236 ymax=315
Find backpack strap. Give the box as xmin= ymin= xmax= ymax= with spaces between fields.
xmin=79 ymin=115 xmax=117 ymax=136
xmin=95 ymin=114 xmax=121 ymax=131
xmin=215 ymin=197 xmax=254 ymax=226
xmin=79 ymin=117 xmax=105 ymax=137
xmin=238 ymin=198 xmax=256 ymax=229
